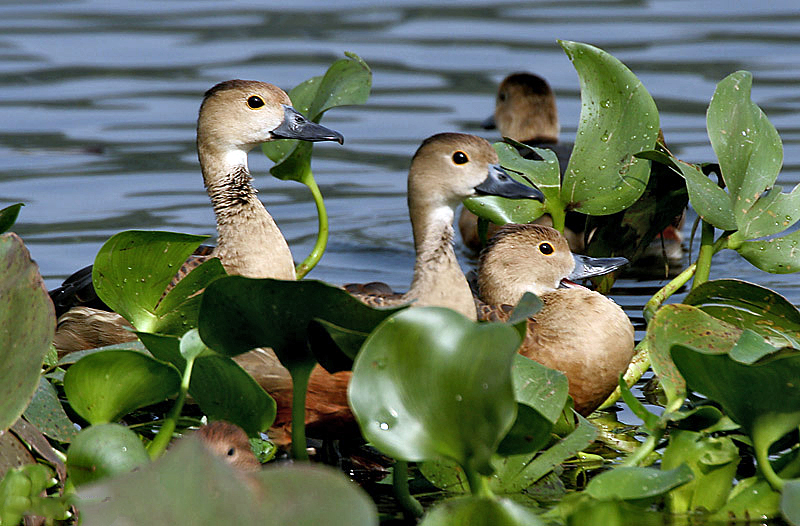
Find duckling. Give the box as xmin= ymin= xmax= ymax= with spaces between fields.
xmin=476 ymin=223 xmax=634 ymax=415
xmin=459 ymin=72 xmax=583 ymax=251
xmin=51 ymin=80 xmax=344 ymax=353
xmin=268 ymin=133 xmax=544 ymax=445
xmin=195 ymin=420 xmax=261 ymax=473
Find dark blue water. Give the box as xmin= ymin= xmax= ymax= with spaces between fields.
xmin=2 ymin=0 xmax=800 ymax=329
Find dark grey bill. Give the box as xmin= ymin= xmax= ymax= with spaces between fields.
xmin=272 ymin=106 xmax=344 ymax=144
xmin=567 ymin=254 xmax=629 ymax=281
xmin=475 ymin=164 xmax=544 ymax=201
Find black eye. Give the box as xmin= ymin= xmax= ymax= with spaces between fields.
xmin=498 ymin=91 xmax=507 ymax=102
xmin=452 ymin=151 xmax=469 ymax=164
xmin=247 ymin=95 xmax=265 ymax=109
xmin=539 ymin=242 xmax=554 ymax=255
xmin=227 ymin=447 xmax=236 ymax=457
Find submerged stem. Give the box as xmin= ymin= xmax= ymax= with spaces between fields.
xmin=290 ymin=364 xmax=314 ymax=461
xmin=295 ymin=173 xmax=328 ymax=279
xmin=148 ymin=355 xmax=195 ymax=459
xmin=393 ymin=460 xmax=424 ymax=519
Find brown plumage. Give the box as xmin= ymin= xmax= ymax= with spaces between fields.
xmin=476 ymin=223 xmax=634 ymax=415
xmin=195 ymin=420 xmax=261 ymax=473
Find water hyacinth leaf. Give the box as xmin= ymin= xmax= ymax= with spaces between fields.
xmin=671 ymin=342 xmax=800 ymax=481
xmin=674 ymin=160 xmax=737 ymax=231
xmin=737 ymin=229 xmax=800 ymax=274
xmin=707 ymin=71 xmax=784 ymax=229
xmin=733 ymin=184 xmax=800 ymax=240
xmin=0 ymin=203 xmax=23 ymax=234
xmin=646 ymin=304 xmax=742 ymax=413
xmin=349 ymin=307 xmax=521 ymax=476
xmin=263 ymin=52 xmax=371 ymax=182
xmin=0 ymin=233 xmax=55 ymax=432
xmin=420 ymin=496 xmax=543 ymax=526
xmin=585 ymin=464 xmax=694 ymax=501
xmin=199 ymin=277 xmax=403 ymax=370
xmin=684 ymin=279 xmax=800 ymax=349
xmin=511 ymin=354 xmax=568 ymax=425
xmin=782 ymin=479 xmax=800 ymax=526
xmin=138 ymin=332 xmax=276 ymax=435
xmin=23 ymin=377 xmax=77 ymax=443
xmin=77 ymin=437 xmax=378 ymax=526
xmin=92 ymin=230 xmax=219 ymax=333
xmin=661 ymin=429 xmax=739 ymax=513
xmin=64 ymin=350 xmax=180 ymax=425
xmin=66 ymin=423 xmax=150 ymax=487
xmin=559 ymin=40 xmax=658 ymax=215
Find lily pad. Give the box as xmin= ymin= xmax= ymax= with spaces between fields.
xmin=349 ymin=307 xmax=521 ymax=477
xmin=63 ymin=350 xmax=181 ymax=425
xmin=0 ymin=233 xmax=55 ymax=432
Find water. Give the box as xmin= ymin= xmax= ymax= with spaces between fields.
xmin=2 ymin=0 xmax=800 ymax=326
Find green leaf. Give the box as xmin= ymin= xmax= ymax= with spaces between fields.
xmin=661 ymin=429 xmax=739 ymax=513
xmin=23 ymin=377 xmax=77 ymax=442
xmin=645 ymin=304 xmax=742 ymax=412
xmin=737 ymin=228 xmax=800 ymax=274
xmin=92 ymin=230 xmax=223 ymax=334
xmin=674 ymin=160 xmax=737 ymax=231
xmin=782 ymin=479 xmax=800 ymax=526
xmin=559 ymin=40 xmax=658 ymax=215
xmin=138 ymin=333 xmax=276 ymax=435
xmin=66 ymin=423 xmax=150 ymax=487
xmin=76 ymin=437 xmax=378 ymax=526
xmin=64 ymin=350 xmax=181 ymax=425
xmin=263 ymin=52 xmax=372 ymax=182
xmin=0 ymin=233 xmax=55 ymax=432
xmin=420 ymin=496 xmax=543 ymax=526
xmin=0 ymin=203 xmax=23 ymax=234
xmin=349 ymin=307 xmax=521 ymax=476
xmin=684 ymin=279 xmax=800 ymax=348
xmin=585 ymin=464 xmax=694 ymax=501
xmin=708 ymin=71 xmax=784 ymax=230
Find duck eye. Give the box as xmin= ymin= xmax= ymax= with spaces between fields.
xmin=452 ymin=151 xmax=469 ymax=165
xmin=227 ymin=447 xmax=236 ymax=456
xmin=539 ymin=242 xmax=554 ymax=255
xmin=247 ymin=95 xmax=265 ymax=109
xmin=498 ymin=92 xmax=507 ymax=102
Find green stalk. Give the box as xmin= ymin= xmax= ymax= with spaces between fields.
xmin=289 ymin=364 xmax=314 ymax=461
xmin=464 ymin=466 xmax=494 ymax=499
xmin=393 ymin=460 xmax=424 ymax=519
xmin=148 ymin=356 xmax=195 ymax=459
xmin=599 ymin=339 xmax=651 ymax=410
xmin=692 ymin=220 xmax=716 ymax=289
xmin=643 ymin=262 xmax=697 ymax=323
xmin=754 ymin=441 xmax=785 ymax=492
xmin=295 ymin=172 xmax=328 ymax=279
xmin=549 ymin=205 xmax=566 ymax=234
xmin=622 ymin=429 xmax=663 ymax=468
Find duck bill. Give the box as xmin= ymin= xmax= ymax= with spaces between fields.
xmin=566 ymin=254 xmax=629 ymax=283
xmin=474 ymin=164 xmax=544 ymax=201
xmin=271 ymin=106 xmax=344 ymax=144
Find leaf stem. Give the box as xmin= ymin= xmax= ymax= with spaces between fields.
xmin=290 ymin=364 xmax=314 ymax=461
xmin=549 ymin=205 xmax=566 ymax=234
xmin=755 ymin=441 xmax=785 ymax=492
xmin=464 ymin=466 xmax=494 ymax=499
xmin=295 ymin=172 xmax=328 ymax=279
xmin=643 ymin=262 xmax=697 ymax=323
xmin=692 ymin=220 xmax=716 ymax=289
xmin=622 ymin=429 xmax=662 ymax=467
xmin=392 ymin=460 xmax=424 ymax=519
xmin=148 ymin=356 xmax=195 ymax=459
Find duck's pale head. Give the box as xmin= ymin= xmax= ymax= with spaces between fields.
xmin=486 ymin=72 xmax=560 ymax=144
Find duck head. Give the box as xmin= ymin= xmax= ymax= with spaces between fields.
xmin=478 ymin=223 xmax=628 ymax=305
xmin=483 ymin=72 xmax=560 ymax=144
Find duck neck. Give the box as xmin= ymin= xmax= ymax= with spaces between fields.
xmin=404 ymin=202 xmax=476 ymax=320
xmin=198 ymin=143 xmax=296 ymax=280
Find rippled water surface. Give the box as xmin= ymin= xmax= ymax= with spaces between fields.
xmin=2 ymin=0 xmax=800 ymax=328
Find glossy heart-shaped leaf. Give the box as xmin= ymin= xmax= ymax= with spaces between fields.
xmin=66 ymin=423 xmax=150 ymax=487
xmin=585 ymin=464 xmax=694 ymax=501
xmin=708 ymin=71 xmax=786 ymax=233
xmin=646 ymin=304 xmax=742 ymax=412
xmin=64 ymin=350 xmax=181 ymax=425
xmin=349 ymin=307 xmax=521 ymax=476
xmin=0 ymin=233 xmax=55 ymax=432
xmin=0 ymin=203 xmax=23 ymax=234
xmin=559 ymin=40 xmax=658 ymax=215
xmin=736 ymin=229 xmax=800 ymax=274
xmin=138 ymin=332 xmax=276 ymax=435
xmin=420 ymin=496 xmax=542 ymax=526
xmin=674 ymin=160 xmax=737 ymax=231
xmin=684 ymin=279 xmax=800 ymax=348
xmin=76 ymin=437 xmax=378 ymax=526
xmin=263 ymin=52 xmax=371 ymax=182
xmin=92 ymin=230 xmax=224 ymax=334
